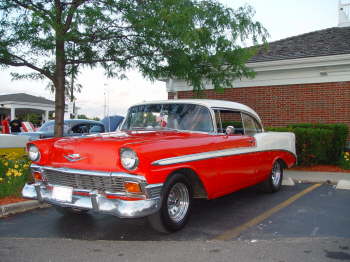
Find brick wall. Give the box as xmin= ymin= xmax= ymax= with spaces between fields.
xmin=168 ymin=81 xmax=350 ymax=134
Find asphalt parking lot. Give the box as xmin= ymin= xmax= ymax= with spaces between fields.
xmin=1 ymin=183 xmax=350 ymax=261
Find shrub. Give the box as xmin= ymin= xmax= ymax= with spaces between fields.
xmin=0 ymin=152 xmax=31 ymax=198
xmin=265 ymin=127 xmax=292 ymax=132
xmin=266 ymin=123 xmax=349 ymax=166
xmin=288 ymin=123 xmax=349 ymax=164
xmin=293 ymin=128 xmax=333 ymax=166
xmin=339 ymin=151 xmax=350 ymax=170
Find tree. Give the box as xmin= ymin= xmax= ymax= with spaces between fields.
xmin=0 ymin=0 xmax=267 ymax=137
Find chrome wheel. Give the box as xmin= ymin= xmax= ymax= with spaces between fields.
xmin=167 ymin=182 xmax=190 ymax=223
xmin=148 ymin=174 xmax=192 ymax=233
xmin=271 ymin=161 xmax=282 ymax=186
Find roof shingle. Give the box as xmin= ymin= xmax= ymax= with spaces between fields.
xmin=249 ymin=26 xmax=350 ymax=63
xmin=0 ymin=93 xmax=54 ymax=105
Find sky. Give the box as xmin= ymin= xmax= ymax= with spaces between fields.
xmin=0 ymin=0 xmax=343 ymax=119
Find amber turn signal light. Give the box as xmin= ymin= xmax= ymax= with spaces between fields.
xmin=124 ymin=181 xmax=142 ymax=194
xmin=33 ymin=171 xmax=42 ymax=182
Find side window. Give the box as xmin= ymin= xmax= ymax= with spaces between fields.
xmin=71 ymin=124 xmax=90 ymax=134
xmin=214 ymin=109 xmax=244 ymax=134
xmin=242 ymin=113 xmax=262 ymax=136
xmin=89 ymin=124 xmax=104 ymax=133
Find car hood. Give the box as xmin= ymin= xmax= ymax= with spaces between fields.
xmin=34 ymin=131 xmax=200 ymax=171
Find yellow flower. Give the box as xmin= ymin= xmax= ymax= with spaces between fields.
xmin=0 ymin=178 xmax=3 ymax=183
xmin=14 ymin=164 xmax=19 ymax=169
xmin=4 ymin=162 xmax=8 ymax=166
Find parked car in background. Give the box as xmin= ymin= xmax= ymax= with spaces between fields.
xmin=23 ymin=100 xmax=296 ymax=233
xmin=18 ymin=119 xmax=105 ymax=140
xmin=101 ymin=115 xmax=124 ymax=132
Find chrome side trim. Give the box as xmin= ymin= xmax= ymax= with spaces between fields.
xmin=152 ymin=148 xmax=296 ymax=166
xmin=152 ymin=146 xmax=254 ymax=166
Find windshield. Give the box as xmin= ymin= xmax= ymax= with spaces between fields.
xmin=39 ymin=121 xmax=70 ymax=133
xmin=121 ymin=103 xmax=214 ymax=133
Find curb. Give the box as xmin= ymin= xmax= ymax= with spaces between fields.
xmin=284 ymin=171 xmax=350 ymax=190
xmin=285 ymin=170 xmax=350 ymax=184
xmin=282 ymin=177 xmax=295 ymax=186
xmin=0 ymin=200 xmax=50 ymax=218
xmin=336 ymin=180 xmax=350 ymax=190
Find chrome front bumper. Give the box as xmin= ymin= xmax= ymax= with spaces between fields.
xmin=22 ymin=183 xmax=161 ymax=218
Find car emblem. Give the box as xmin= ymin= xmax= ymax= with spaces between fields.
xmin=64 ymin=153 xmax=86 ymax=162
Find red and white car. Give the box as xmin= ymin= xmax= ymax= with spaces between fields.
xmin=23 ymin=99 xmax=296 ymax=232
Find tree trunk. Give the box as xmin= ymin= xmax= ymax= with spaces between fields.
xmin=54 ymin=39 xmax=66 ymax=137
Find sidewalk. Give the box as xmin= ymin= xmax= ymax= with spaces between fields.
xmin=1 ymin=170 xmax=350 ymax=218
xmin=285 ymin=170 xmax=350 ymax=184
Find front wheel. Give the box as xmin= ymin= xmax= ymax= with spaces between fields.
xmin=259 ymin=160 xmax=283 ymax=193
xmin=148 ymin=173 xmax=192 ymax=233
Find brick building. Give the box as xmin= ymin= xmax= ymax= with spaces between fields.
xmin=167 ymin=8 xmax=350 ymax=143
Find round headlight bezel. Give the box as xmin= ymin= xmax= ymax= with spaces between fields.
xmin=120 ymin=147 xmax=139 ymax=170
xmin=28 ymin=145 xmax=41 ymax=161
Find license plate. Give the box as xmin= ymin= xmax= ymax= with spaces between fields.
xmin=52 ymin=185 xmax=73 ymax=203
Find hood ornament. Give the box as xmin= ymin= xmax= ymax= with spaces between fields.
xmin=64 ymin=153 xmax=86 ymax=162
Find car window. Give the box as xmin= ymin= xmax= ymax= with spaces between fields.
xmin=89 ymin=124 xmax=104 ymax=133
xmin=71 ymin=123 xmax=90 ymax=134
xmin=242 ymin=113 xmax=262 ymax=136
xmin=122 ymin=104 xmax=214 ymax=133
xmin=214 ymin=109 xmax=244 ymax=134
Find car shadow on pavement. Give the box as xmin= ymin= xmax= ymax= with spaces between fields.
xmin=51 ymin=185 xmax=306 ymax=241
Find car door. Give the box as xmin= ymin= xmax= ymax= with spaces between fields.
xmin=213 ymin=109 xmax=257 ymax=195
xmin=241 ymin=113 xmax=267 ymax=183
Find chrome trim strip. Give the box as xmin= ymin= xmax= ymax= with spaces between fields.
xmin=152 ymin=148 xmax=296 ymax=166
xmin=110 ymin=172 xmax=146 ymax=181
xmin=145 ymin=183 xmax=164 ymax=189
xmin=152 ymin=146 xmax=254 ymax=166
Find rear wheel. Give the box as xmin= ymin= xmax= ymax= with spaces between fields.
xmin=260 ymin=160 xmax=283 ymax=193
xmin=54 ymin=206 xmax=89 ymax=216
xmin=148 ymin=173 xmax=192 ymax=233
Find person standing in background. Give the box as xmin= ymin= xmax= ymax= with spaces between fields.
xmin=1 ymin=116 xmax=10 ymax=134
xmin=10 ymin=117 xmax=22 ymax=134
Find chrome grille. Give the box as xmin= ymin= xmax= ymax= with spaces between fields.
xmin=43 ymin=169 xmax=125 ymax=192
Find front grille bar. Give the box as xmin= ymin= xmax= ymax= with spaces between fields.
xmin=43 ymin=169 xmax=125 ymax=192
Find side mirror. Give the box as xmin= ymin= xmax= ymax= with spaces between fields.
xmin=225 ymin=126 xmax=235 ymax=135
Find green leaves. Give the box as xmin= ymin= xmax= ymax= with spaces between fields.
xmin=1 ymin=0 xmax=267 ymax=89
xmin=0 ymin=0 xmax=268 ymax=136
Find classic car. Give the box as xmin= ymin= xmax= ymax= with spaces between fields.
xmin=22 ymin=99 xmax=296 ymax=233
xmin=18 ymin=119 xmax=105 ymax=140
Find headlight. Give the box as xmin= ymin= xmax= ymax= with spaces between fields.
xmin=28 ymin=145 xmax=41 ymax=161
xmin=120 ymin=148 xmax=139 ymax=170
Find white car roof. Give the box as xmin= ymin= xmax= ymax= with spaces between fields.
xmin=134 ymin=99 xmax=261 ymax=123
